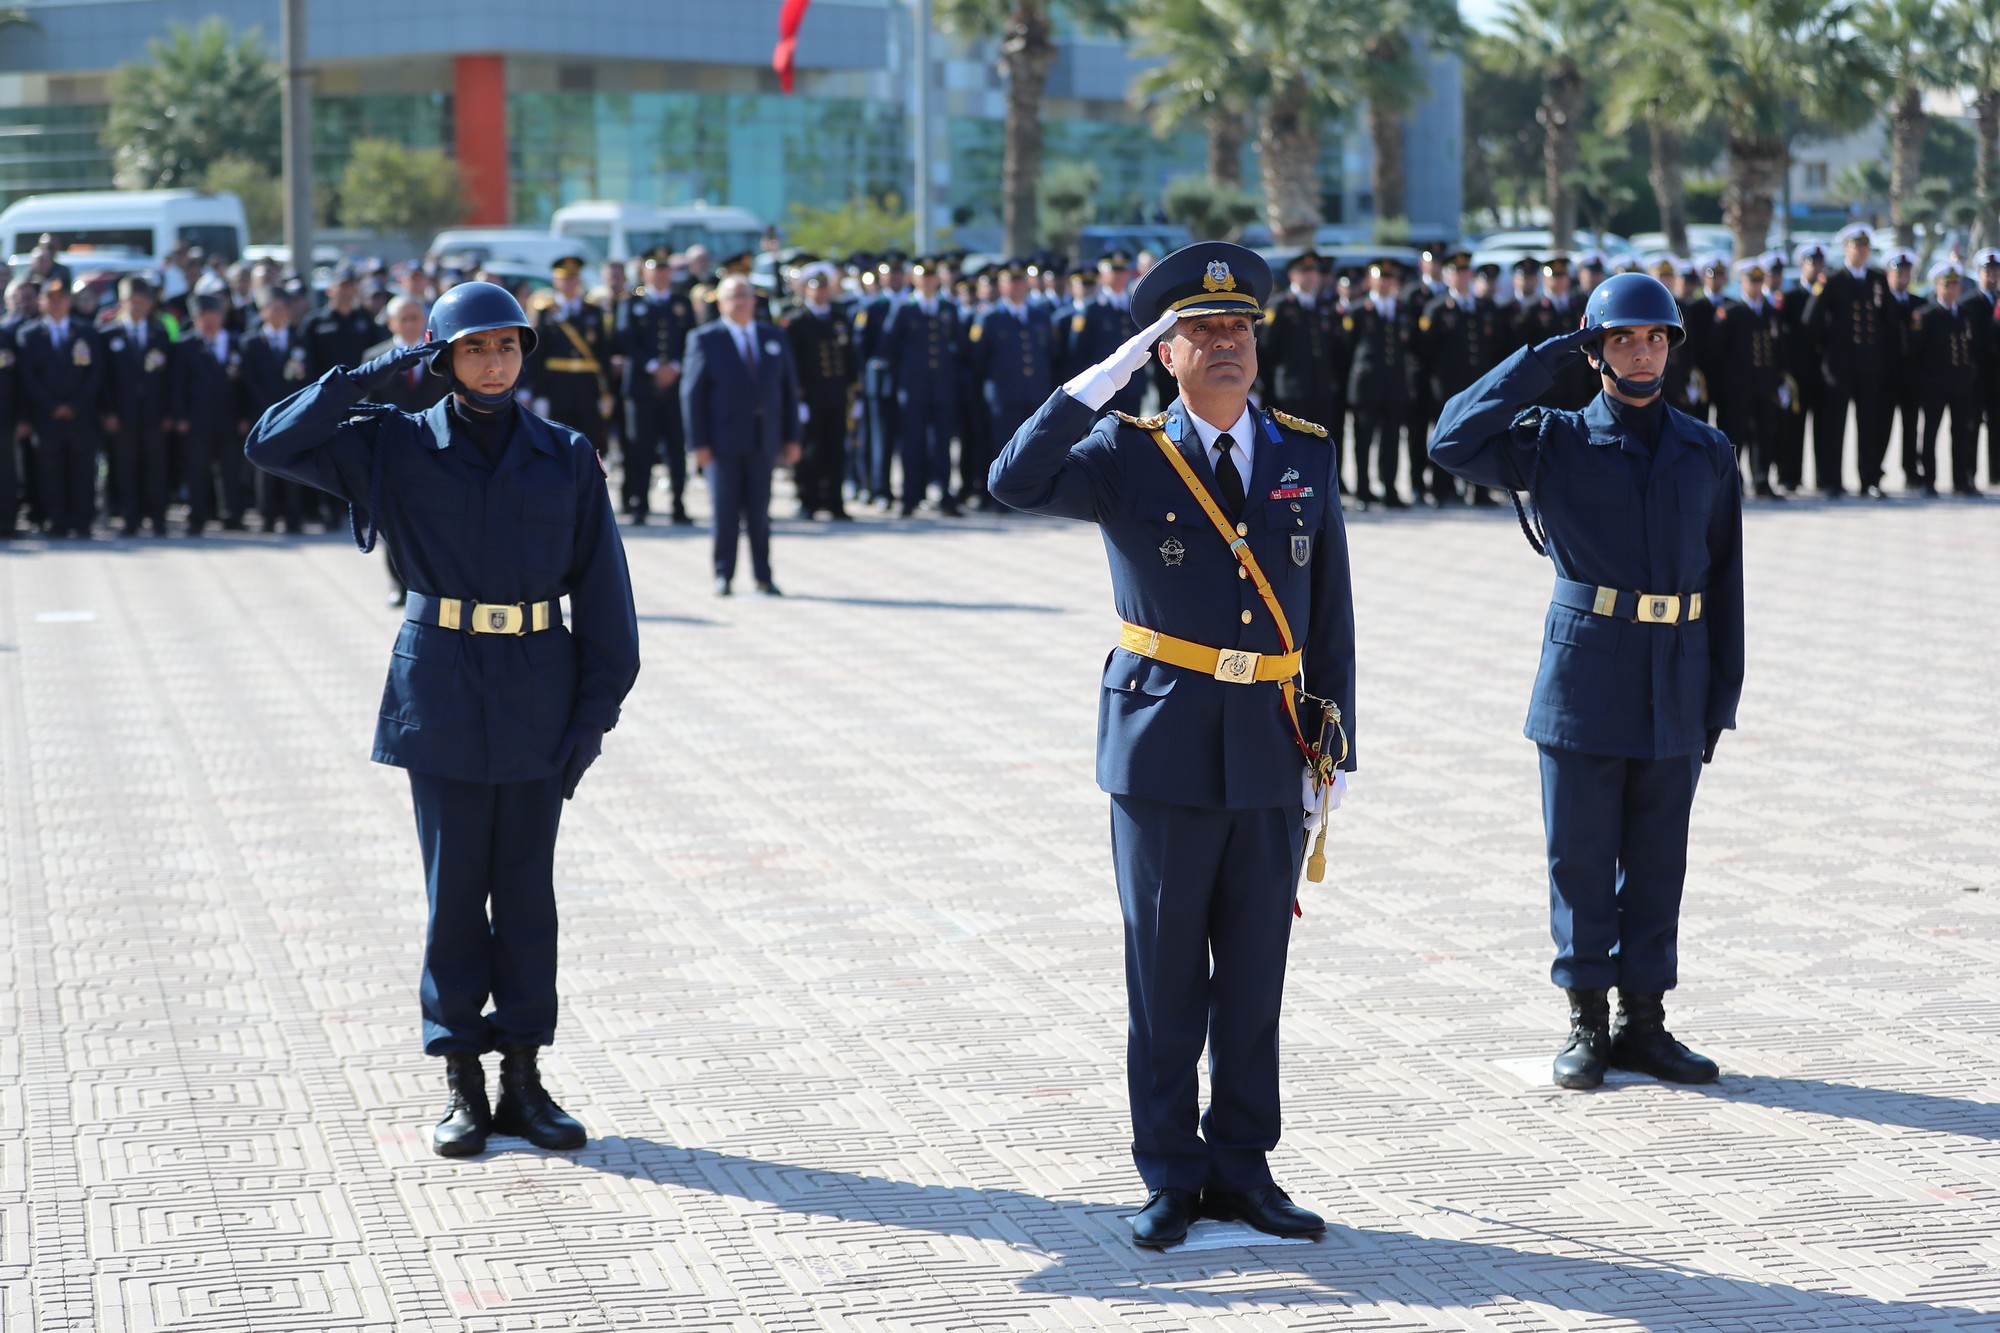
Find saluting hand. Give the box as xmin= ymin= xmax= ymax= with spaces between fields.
xmin=1062 ymin=307 xmax=1181 ymax=410
xmin=1533 ymin=322 xmax=1600 ymax=363
xmin=353 ymin=338 xmax=448 ymax=391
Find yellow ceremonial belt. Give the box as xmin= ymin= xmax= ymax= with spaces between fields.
xmin=1118 ymin=621 xmax=1302 ymax=683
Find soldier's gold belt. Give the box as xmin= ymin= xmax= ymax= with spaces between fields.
xmin=1554 ymin=578 xmax=1703 ymax=625
xmin=542 ymin=357 xmax=599 ymax=373
xmin=1118 ymin=621 xmax=1301 ymax=685
xmin=407 ymin=593 xmax=559 ymax=636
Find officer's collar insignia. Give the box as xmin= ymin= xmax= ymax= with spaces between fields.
xmin=1159 ymin=537 xmax=1186 ymax=567
xmin=1291 ymin=534 xmax=1311 ymax=567
xmin=1164 ymin=411 xmax=1185 ymax=444
xmin=1203 ymin=260 xmax=1236 ymax=293
xmin=1280 ymin=467 xmax=1300 ymax=484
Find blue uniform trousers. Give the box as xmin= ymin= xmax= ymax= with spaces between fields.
xmin=1538 ymin=744 xmax=1702 ymax=993
xmin=706 ymin=453 xmax=773 ymax=583
xmin=866 ymin=387 xmax=898 ymax=500
xmin=896 ymin=395 xmax=954 ymax=508
xmin=1110 ymin=795 xmax=1302 ymax=1194
xmin=410 ymin=771 xmax=565 ymax=1055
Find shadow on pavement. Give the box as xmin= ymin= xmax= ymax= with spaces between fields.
xmin=783 ymin=593 xmax=1066 ymax=614
xmin=564 ymin=1139 xmax=1997 ymax=1328
xmin=1687 ymin=1074 xmax=2000 ymax=1142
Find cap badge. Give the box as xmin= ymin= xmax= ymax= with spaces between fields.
xmin=1203 ymin=260 xmax=1236 ymax=293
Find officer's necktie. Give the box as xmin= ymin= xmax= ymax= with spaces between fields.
xmin=1214 ymin=432 xmax=1246 ymax=521
xmin=741 ymin=328 xmax=759 ymax=386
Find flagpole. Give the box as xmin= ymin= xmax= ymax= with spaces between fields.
xmin=912 ymin=0 xmax=931 ymax=255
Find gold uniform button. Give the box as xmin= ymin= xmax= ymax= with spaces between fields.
xmin=1166 ymin=511 xmax=1176 ymax=522
xmin=1237 ymin=566 xmax=1249 ymax=580
xmin=1241 ymin=610 xmax=1253 ymax=624
xmin=1235 ymin=522 xmax=1248 ymax=536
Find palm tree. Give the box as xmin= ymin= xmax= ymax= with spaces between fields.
xmin=936 ymin=0 xmax=1124 ymax=255
xmin=1948 ymin=0 xmax=2000 ymax=249
xmin=1858 ymin=0 xmax=1955 ymax=247
xmin=1129 ymin=0 xmax=1257 ymax=188
xmin=1352 ymin=0 xmax=1463 ymax=232
xmin=104 ymin=17 xmax=282 ymax=188
xmin=1601 ymin=43 xmax=1694 ymax=255
xmin=1616 ymin=0 xmax=1882 ymax=261
xmin=1492 ymin=0 xmax=1618 ymax=250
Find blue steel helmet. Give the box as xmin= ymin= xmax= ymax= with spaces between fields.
xmin=1581 ymin=272 xmax=1686 ymax=348
xmin=423 ymin=280 xmax=538 ymax=376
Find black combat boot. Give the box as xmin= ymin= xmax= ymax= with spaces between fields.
xmin=432 ymin=1052 xmax=492 ymax=1158
xmin=1553 ymin=987 xmax=1611 ymax=1090
xmin=1608 ymin=991 xmax=1719 ymax=1083
xmin=491 ymin=1045 xmax=588 ymax=1150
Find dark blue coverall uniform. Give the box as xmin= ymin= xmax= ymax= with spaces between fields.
xmin=1429 ymin=345 xmax=1744 ymax=993
xmin=246 ymin=367 xmax=640 ymax=1054
xmin=990 ymin=391 xmax=1356 ymax=1195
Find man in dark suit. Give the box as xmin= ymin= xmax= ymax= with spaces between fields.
xmin=100 ymin=276 xmax=176 ymax=536
xmin=171 ymin=294 xmax=250 ymax=533
xmin=681 ymin=274 xmax=802 ymax=596
xmin=1804 ymin=223 xmax=1889 ymax=498
xmin=240 ymin=288 xmax=313 ymax=532
xmin=1418 ymin=254 xmax=1502 ymax=505
xmin=18 ymin=278 xmax=104 ymax=537
xmin=620 ymin=250 xmax=699 ymax=525
xmin=1880 ymin=249 xmax=1924 ymax=488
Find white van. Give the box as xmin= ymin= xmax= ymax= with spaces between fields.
xmin=550 ymin=201 xmax=764 ymax=263
xmin=0 ymin=189 xmax=249 ymax=263
xmin=426 ymin=227 xmax=581 ymax=271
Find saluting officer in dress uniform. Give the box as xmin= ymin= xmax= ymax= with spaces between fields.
xmin=1429 ymin=273 xmax=1743 ymax=1092
xmin=782 ymin=261 xmax=857 ymax=520
xmin=1345 ymin=259 xmax=1417 ymax=507
xmin=1804 ymin=223 xmax=1889 ymax=499
xmin=1777 ymin=243 xmax=1826 ymax=495
xmin=966 ymin=259 xmax=1054 ymax=510
xmin=529 ymin=256 xmax=615 ymax=456
xmin=1418 ymin=250 xmax=1501 ymax=505
xmin=989 ymin=242 xmax=1356 ymax=1251
xmin=1258 ymin=250 xmax=1343 ymax=486
xmin=246 ymin=281 xmax=640 ymax=1158
xmin=1880 ymin=249 xmax=1924 ymax=490
xmin=1710 ymin=259 xmax=1789 ymax=499
xmin=1914 ymin=261 xmax=1981 ymax=497
xmin=877 ymin=257 xmax=964 ymax=516
xmin=621 ymin=248 xmax=699 ymax=526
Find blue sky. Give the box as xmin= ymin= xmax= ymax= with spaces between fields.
xmin=1459 ymin=0 xmax=1504 ymax=33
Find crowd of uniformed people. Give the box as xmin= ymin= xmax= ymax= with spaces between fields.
xmin=3 ymin=219 xmax=1993 ymax=544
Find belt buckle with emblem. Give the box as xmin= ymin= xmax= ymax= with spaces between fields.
xmin=1159 ymin=537 xmax=1185 ymax=567
xmin=1213 ymin=649 xmax=1261 ymax=684
xmin=471 ymin=602 xmax=525 ymax=635
xmin=1636 ymin=594 xmax=1681 ymax=624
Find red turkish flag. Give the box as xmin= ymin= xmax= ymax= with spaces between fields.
xmin=773 ymin=0 xmax=812 ymax=94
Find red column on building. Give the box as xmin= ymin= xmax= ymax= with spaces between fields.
xmin=453 ymin=54 xmax=509 ymax=225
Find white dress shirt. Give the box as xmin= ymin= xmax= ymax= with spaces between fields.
xmin=1184 ymin=401 xmax=1257 ymax=485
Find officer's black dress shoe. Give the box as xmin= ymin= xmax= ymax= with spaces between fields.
xmin=937 ymin=498 xmax=962 ymax=517
xmin=1820 ymin=486 xmax=1844 ymax=500
xmin=624 ymin=509 xmax=648 ymax=526
xmin=714 ymin=577 xmax=732 ymax=597
xmin=829 ymin=507 xmax=854 ymax=522
xmin=1956 ymin=484 xmax=1985 ymax=498
xmin=491 ymin=1045 xmax=587 ymax=1150
xmin=1201 ymin=1185 xmax=1325 ymax=1239
xmin=1380 ymin=491 xmax=1410 ymax=509
xmin=755 ymin=580 xmax=783 ymax=596
xmin=1130 ymin=1188 xmax=1200 ymax=1249
xmin=1553 ymin=986 xmax=1611 ymax=1089
xmin=1920 ymin=483 xmax=1940 ymax=498
xmin=671 ymin=504 xmax=694 ymax=526
xmin=432 ymin=1052 xmax=491 ymax=1158
xmin=1607 ymin=991 xmax=1718 ymax=1083
xmin=1863 ymin=484 xmax=1889 ymax=500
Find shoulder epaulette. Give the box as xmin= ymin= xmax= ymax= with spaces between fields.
xmin=1112 ymin=410 xmax=1168 ymax=430
xmin=1271 ymin=409 xmax=1328 ymax=437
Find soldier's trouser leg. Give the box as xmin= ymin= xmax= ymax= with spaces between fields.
xmin=1539 ymin=745 xmax=1701 ymax=994
xmin=622 ymin=400 xmax=660 ymax=517
xmin=1919 ymin=396 xmax=1946 ymax=488
xmin=41 ymin=423 xmax=98 ymax=534
xmin=895 ymin=400 xmax=931 ymax=510
xmin=110 ymin=423 xmax=142 ymax=529
xmin=1372 ymin=408 xmax=1406 ymax=497
xmin=869 ymin=392 xmax=898 ymax=500
xmin=926 ymin=405 xmax=957 ymax=504
xmin=1750 ymin=402 xmax=1781 ymax=493
xmin=1405 ymin=407 xmax=1434 ymax=499
xmin=707 ymin=454 xmax=746 ymax=581
xmin=1951 ymin=391 xmax=1982 ymax=491
xmin=1110 ymin=795 xmax=1301 ymax=1195
xmin=1351 ymin=412 xmax=1382 ymax=495
xmin=0 ymin=426 xmax=15 ymax=530
xmin=1896 ymin=392 xmax=1922 ymax=485
xmin=742 ymin=459 xmax=775 ymax=584
xmin=1853 ymin=375 xmax=1889 ymax=489
xmin=409 ymin=771 xmax=565 ymax=1056
xmin=1814 ymin=382 xmax=1851 ymax=492
xmin=1779 ymin=383 xmax=1812 ymax=489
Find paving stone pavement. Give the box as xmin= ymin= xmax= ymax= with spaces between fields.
xmin=1 ymin=483 xmax=1997 ymax=1332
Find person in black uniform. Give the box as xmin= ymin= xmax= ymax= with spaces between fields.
xmin=529 ymin=256 xmax=614 ymax=456
xmin=246 ymin=281 xmax=640 ymax=1158
xmin=1057 ymin=266 xmax=1126 ymax=411
xmin=18 ymin=278 xmax=104 ymax=537
xmin=1804 ymin=224 xmax=1888 ymax=499
xmin=0 ymin=298 xmax=17 ymax=539
xmin=1258 ymin=250 xmax=1343 ymax=485
xmin=1345 ymin=259 xmax=1416 ymax=507
xmin=854 ymin=253 xmax=908 ymax=507
xmin=967 ymin=259 xmax=1054 ymax=507
xmin=989 ymin=241 xmax=1355 ymax=1251
xmin=300 ymin=267 xmax=381 ymax=379
xmin=621 ymin=249 xmax=699 ymax=525
xmin=100 ymin=276 xmax=175 ymax=537
xmin=1417 ymin=251 xmax=1501 ymax=505
xmin=782 ymin=261 xmax=857 ymax=520
xmin=172 ymin=294 xmax=251 ymax=533
xmin=1914 ymin=261 xmax=1980 ymax=498
xmin=1711 ymin=259 xmax=1787 ymax=498
xmin=1972 ymin=250 xmax=2000 ymax=492
xmin=241 ymin=288 xmax=312 ymax=532
xmin=1430 ymin=273 xmax=1743 ymax=1093
xmin=1880 ymin=249 xmax=1924 ymax=490
xmin=1777 ymin=243 xmax=1825 ymax=495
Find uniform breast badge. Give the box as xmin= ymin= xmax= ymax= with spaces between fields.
xmin=1291 ymin=534 xmax=1312 ymax=566
xmin=1159 ymin=537 xmax=1186 ymax=567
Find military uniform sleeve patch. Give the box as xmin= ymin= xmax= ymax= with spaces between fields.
xmin=1271 ymin=409 xmax=1329 ymax=437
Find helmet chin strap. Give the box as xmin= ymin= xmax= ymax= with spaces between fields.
xmin=1588 ymin=352 xmax=1665 ymax=401
xmin=440 ymin=354 xmax=517 ymax=410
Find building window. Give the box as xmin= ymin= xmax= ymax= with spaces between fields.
xmin=1803 ymin=162 xmax=1828 ymax=190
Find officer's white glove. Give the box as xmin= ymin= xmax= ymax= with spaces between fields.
xmin=1063 ymin=307 xmax=1180 ymax=410
xmin=1303 ymin=768 xmax=1348 ymax=819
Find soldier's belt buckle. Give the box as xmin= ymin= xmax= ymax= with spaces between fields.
xmin=469 ymin=602 xmax=525 ymax=635
xmin=1635 ymin=594 xmax=1681 ymax=624
xmin=1213 ymin=650 xmax=1261 ymax=684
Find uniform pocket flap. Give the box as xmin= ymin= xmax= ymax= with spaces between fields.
xmin=1549 ymin=606 xmax=1619 ymax=653
xmin=1103 ymin=650 xmax=1179 ymax=696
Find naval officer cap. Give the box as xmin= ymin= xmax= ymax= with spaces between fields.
xmin=1976 ymin=249 xmax=2000 ymax=269
xmin=1127 ymin=241 xmax=1272 ymax=328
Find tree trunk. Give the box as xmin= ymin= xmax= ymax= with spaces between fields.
xmin=1258 ymin=82 xmax=1322 ymax=246
xmin=1647 ymin=118 xmax=1688 ymax=257
xmin=998 ymin=2 xmax=1056 ymax=257
xmin=1724 ymin=133 xmax=1785 ymax=265
xmin=1541 ymin=58 xmax=1583 ymax=249
xmin=1208 ymin=107 xmax=1246 ymax=189
xmin=1368 ymin=98 xmax=1407 ymax=227
xmin=1888 ymin=82 xmax=1926 ymax=249
xmin=1976 ymin=87 xmax=2000 ymax=251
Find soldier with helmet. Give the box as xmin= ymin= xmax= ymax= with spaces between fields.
xmin=528 ymin=255 xmax=615 ymax=456
xmin=246 ymin=280 xmax=640 ymax=1160
xmin=1430 ymin=271 xmax=1744 ymax=1095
